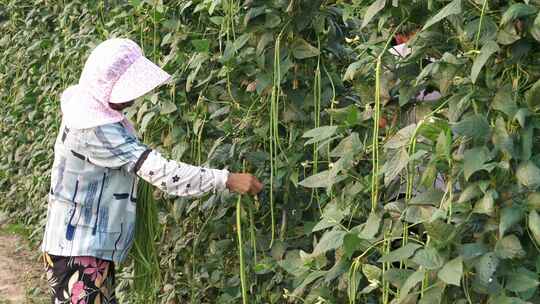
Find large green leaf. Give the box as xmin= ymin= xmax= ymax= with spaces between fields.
xmin=452 ymin=114 xmax=490 ymax=141
xmin=384 ymin=124 xmax=416 ymax=149
xmin=499 ymin=207 xmax=522 ymax=237
xmin=505 ymin=268 xmax=539 ymax=293
xmin=516 ymin=161 xmax=540 ymax=189
xmin=278 ymin=250 xmax=310 ymax=277
xmin=475 ymin=252 xmax=499 ymax=285
xmin=471 ymin=40 xmax=499 ymax=84
xmin=398 ymin=269 xmax=425 ymax=303
xmin=310 ymin=230 xmax=347 ymax=257
xmin=330 ymin=133 xmax=362 ymax=157
xmin=422 ymin=0 xmax=461 ymax=30
xmin=303 ymin=126 xmax=338 ymax=145
xmin=359 ymin=211 xmax=382 ymax=239
xmin=492 ymin=84 xmax=518 ymax=117
xmin=526 ymin=79 xmax=540 ymax=110
xmin=412 ymin=247 xmax=444 ymax=270
xmin=409 ymin=189 xmax=444 ymax=206
xmin=382 ymin=148 xmax=409 ymax=186
xmin=384 ymin=269 xmax=414 ymax=289
xmin=291 ymin=38 xmax=320 ymax=59
xmin=500 ymin=4 xmax=538 ymax=26
xmin=473 ymin=191 xmax=495 ymax=216
xmin=464 ymin=17 xmax=498 ymax=45
xmin=531 ymin=13 xmax=540 ymax=42
xmin=312 ymin=202 xmax=347 ymax=232
xmin=378 ymin=243 xmax=421 ymax=263
xmin=529 ymin=210 xmax=540 ymax=245
xmin=437 ymin=256 xmax=463 ymax=286
xmin=405 ymin=205 xmax=438 ymax=224
xmin=361 ymin=0 xmax=386 ymax=29
xmin=463 ymin=147 xmax=492 ymax=180
xmin=494 ymin=235 xmax=525 ymax=259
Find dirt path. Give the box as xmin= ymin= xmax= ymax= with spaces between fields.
xmin=0 ymin=226 xmax=49 ymax=304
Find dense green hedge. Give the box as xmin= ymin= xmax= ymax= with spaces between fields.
xmin=2 ymin=1 xmax=540 ymax=303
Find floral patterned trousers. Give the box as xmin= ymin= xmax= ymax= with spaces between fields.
xmin=43 ymin=253 xmax=117 ymax=304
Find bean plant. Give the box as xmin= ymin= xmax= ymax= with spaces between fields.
xmin=1 ymin=1 xmax=540 ymax=303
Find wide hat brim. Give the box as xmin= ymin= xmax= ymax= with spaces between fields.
xmin=109 ymin=55 xmax=171 ymax=104
xmin=61 ymin=85 xmax=126 ymax=129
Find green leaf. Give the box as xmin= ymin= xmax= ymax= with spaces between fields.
xmin=464 ymin=17 xmax=498 ymax=45
xmin=292 ymin=270 xmax=326 ymax=296
xmin=505 ymin=268 xmax=539 ymax=292
xmin=384 ymin=124 xmax=416 ymax=149
xmin=378 ymin=243 xmax=421 ymax=263
xmin=409 ymin=189 xmax=444 ymax=206
xmin=500 ymin=4 xmax=538 ymax=26
xmin=361 ymin=0 xmax=386 ymax=29
xmin=343 ymin=61 xmax=363 ymax=81
xmin=528 ymin=210 xmax=540 ymax=245
xmin=343 ymin=233 xmax=363 ymax=259
xmin=330 ymin=133 xmax=362 ymax=157
xmin=384 ymin=269 xmax=414 ymax=289
xmin=475 ymin=252 xmax=499 ymax=285
xmin=312 ymin=202 xmax=347 ymax=232
xmin=362 ymin=264 xmax=382 ymax=283
xmin=278 ymin=250 xmax=309 ymax=277
xmin=291 ymin=38 xmax=320 ymax=59
xmin=405 ymin=205 xmax=437 ymax=224
xmin=398 ymin=269 xmax=425 ymax=303
xmin=473 ymin=191 xmax=495 ymax=216
xmin=310 ymin=230 xmax=347 ymax=257
xmin=492 ymin=84 xmax=517 ymax=117
xmin=516 ymin=161 xmax=540 ymax=189
xmin=191 ymin=39 xmax=210 ymax=53
xmin=463 ymin=147 xmax=491 ymax=180
xmin=418 ymin=282 xmax=445 ymax=304
xmin=359 ymin=211 xmax=382 ymax=239
xmin=303 ymin=126 xmax=338 ymax=145
xmin=499 ymin=207 xmax=522 ymax=237
xmin=490 ymin=295 xmax=531 ymax=304
xmin=412 ymin=247 xmax=444 ymax=270
xmin=435 ymin=131 xmax=451 ymax=161
xmin=382 ymin=148 xmax=409 ymax=186
xmin=526 ymin=79 xmax=540 ymax=110
xmin=437 ymin=256 xmax=463 ymax=286
xmin=459 ymin=243 xmax=488 ymax=260
xmin=471 ymin=41 xmax=499 ymax=84
xmin=422 ymin=0 xmax=461 ymax=30
xmin=299 ymin=169 xmax=343 ymax=188
xmin=494 ymin=235 xmax=525 ymax=259
xmin=458 ymin=183 xmax=482 ymax=203
xmin=492 ymin=117 xmax=515 ymax=157
xmin=527 ymin=193 xmax=540 ymax=210
xmin=531 ymin=13 xmax=540 ymax=42
xmin=452 ymin=114 xmax=490 ymax=141
xmin=160 ymin=100 xmax=177 ymax=115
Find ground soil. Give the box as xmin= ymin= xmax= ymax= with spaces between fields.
xmin=0 ymin=226 xmax=49 ymax=304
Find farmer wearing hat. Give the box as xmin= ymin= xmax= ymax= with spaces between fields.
xmin=41 ymin=38 xmax=263 ymax=303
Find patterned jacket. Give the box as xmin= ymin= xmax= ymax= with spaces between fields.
xmin=41 ymin=120 xmax=229 ymax=263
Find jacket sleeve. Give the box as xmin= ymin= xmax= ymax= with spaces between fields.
xmin=83 ymin=122 xmax=229 ymax=197
xmin=135 ymin=150 xmax=229 ymax=197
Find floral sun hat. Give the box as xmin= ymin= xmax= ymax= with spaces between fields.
xmin=61 ymin=38 xmax=171 ymax=129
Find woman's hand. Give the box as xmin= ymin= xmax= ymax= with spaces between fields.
xmin=226 ymin=173 xmax=263 ymax=195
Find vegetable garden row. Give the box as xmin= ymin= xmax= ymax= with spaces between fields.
xmin=1 ymin=0 xmax=540 ymax=303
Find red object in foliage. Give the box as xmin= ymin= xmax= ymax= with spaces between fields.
xmin=395 ymin=32 xmax=416 ymax=45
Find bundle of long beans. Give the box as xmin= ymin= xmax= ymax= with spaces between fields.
xmin=132 ymin=180 xmax=161 ymax=302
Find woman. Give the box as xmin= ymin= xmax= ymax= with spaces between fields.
xmin=41 ymin=38 xmax=263 ymax=304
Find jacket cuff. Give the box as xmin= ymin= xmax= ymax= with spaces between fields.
xmin=215 ymin=169 xmax=230 ymax=192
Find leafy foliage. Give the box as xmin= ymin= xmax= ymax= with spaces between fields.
xmin=2 ymin=0 xmax=540 ymax=303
